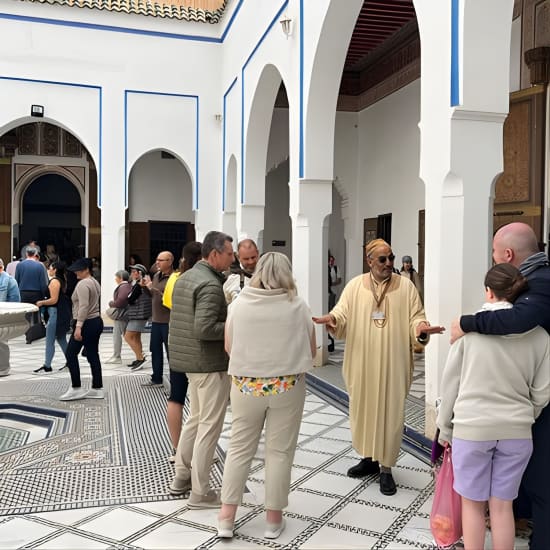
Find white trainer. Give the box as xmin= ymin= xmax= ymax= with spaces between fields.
xmin=59 ymin=387 xmax=88 ymax=401
xmin=104 ymin=356 xmax=122 ymax=364
xmin=87 ymin=389 xmax=105 ymax=399
xmin=264 ymin=519 xmax=285 ymax=540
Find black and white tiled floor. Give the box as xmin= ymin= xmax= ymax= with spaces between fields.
xmin=0 ymin=334 xmax=528 ymax=549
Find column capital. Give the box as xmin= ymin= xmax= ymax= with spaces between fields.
xmin=525 ymin=47 xmax=550 ymax=86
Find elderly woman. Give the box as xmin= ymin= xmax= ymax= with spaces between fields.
xmin=104 ymin=270 xmax=131 ymax=365
xmin=60 ymin=258 xmax=103 ymax=401
xmin=217 ymin=252 xmax=316 ymax=540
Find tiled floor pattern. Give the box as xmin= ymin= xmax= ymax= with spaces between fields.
xmin=0 ymin=334 xmax=528 ymax=549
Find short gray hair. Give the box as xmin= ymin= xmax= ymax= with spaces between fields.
xmin=26 ymin=246 xmax=38 ymax=257
xmin=115 ymin=269 xmax=129 ymax=281
xmin=201 ymin=231 xmax=233 ymax=258
xmin=249 ymin=252 xmax=296 ymax=299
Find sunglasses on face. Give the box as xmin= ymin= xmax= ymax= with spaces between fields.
xmin=373 ymin=254 xmax=395 ymax=264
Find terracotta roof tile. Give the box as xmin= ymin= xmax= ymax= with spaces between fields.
xmin=18 ymin=0 xmax=228 ymax=22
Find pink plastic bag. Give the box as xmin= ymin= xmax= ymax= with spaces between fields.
xmin=430 ymin=445 xmax=463 ymax=548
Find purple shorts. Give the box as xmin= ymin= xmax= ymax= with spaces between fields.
xmin=451 ymin=438 xmax=533 ymax=501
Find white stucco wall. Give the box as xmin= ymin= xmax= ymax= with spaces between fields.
xmin=128 ymin=151 xmax=194 ymax=223
xmin=357 ymin=80 xmax=423 ymax=265
xmin=509 ymin=16 xmax=522 ymax=93
xmin=333 ymin=81 xmax=423 ymax=279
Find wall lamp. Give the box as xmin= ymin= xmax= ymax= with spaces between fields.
xmin=280 ymin=14 xmax=292 ymax=38
xmin=31 ymin=104 xmax=44 ymax=117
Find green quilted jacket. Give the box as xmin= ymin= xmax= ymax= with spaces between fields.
xmin=168 ymin=260 xmax=228 ymax=373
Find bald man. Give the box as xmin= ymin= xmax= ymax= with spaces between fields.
xmin=141 ymin=251 xmax=174 ymax=385
xmin=452 ymin=222 xmax=550 ymax=550
xmin=223 ymin=239 xmax=259 ymax=303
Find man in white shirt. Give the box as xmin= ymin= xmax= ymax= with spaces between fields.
xmin=223 ymin=239 xmax=259 ymax=304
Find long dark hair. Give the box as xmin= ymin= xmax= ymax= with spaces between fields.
xmin=50 ymin=260 xmax=67 ymax=293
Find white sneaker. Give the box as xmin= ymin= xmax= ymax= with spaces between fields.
xmin=59 ymin=387 xmax=88 ymax=401
xmin=104 ymin=356 xmax=122 ymax=364
xmin=87 ymin=389 xmax=104 ymax=399
xmin=264 ymin=519 xmax=285 ymax=539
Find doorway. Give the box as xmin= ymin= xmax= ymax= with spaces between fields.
xmin=21 ymin=174 xmax=83 ymax=262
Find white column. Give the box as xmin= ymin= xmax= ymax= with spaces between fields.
xmin=416 ymin=0 xmax=514 ymax=437
xmin=237 ymin=204 xmax=265 ymax=247
xmin=100 ymin=87 xmax=126 ymax=314
xmin=290 ymin=179 xmax=332 ymax=366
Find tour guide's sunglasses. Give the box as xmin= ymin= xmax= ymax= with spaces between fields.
xmin=373 ymin=253 xmax=395 ymax=264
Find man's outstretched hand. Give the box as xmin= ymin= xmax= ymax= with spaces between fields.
xmin=415 ymin=321 xmax=445 ymax=338
xmin=312 ymin=314 xmax=337 ymax=335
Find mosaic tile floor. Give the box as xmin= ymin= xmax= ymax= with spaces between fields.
xmin=0 ymin=333 xmax=528 ymax=549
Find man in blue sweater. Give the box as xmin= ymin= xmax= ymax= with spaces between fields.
xmin=14 ymin=246 xmax=48 ymax=344
xmin=451 ymin=222 xmax=550 ymax=550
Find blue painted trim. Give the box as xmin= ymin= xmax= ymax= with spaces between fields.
xmin=0 ymin=0 xmax=244 ymax=43
xmin=220 ymin=0 xmax=244 ymax=42
xmin=98 ymin=89 xmax=103 ymax=206
xmin=124 ymin=89 xmax=200 ymax=209
xmin=0 ymin=12 xmax=220 ymax=42
xmin=240 ymin=0 xmax=289 ymax=204
xmin=195 ymin=96 xmax=200 ymax=210
xmin=241 ymin=67 xmax=245 ymax=205
xmin=299 ymin=0 xmax=304 ymax=178
xmin=0 ymin=75 xmax=103 ymax=206
xmin=450 ymin=0 xmax=460 ymax=106
xmin=222 ymin=77 xmax=238 ymax=211
xmin=124 ymin=91 xmax=128 ymax=208
xmin=0 ymin=74 xmax=100 ymax=90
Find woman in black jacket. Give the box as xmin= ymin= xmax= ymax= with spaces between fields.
xmin=124 ymin=264 xmax=152 ymax=370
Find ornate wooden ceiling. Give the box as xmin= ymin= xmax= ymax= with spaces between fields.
xmin=339 ymin=0 xmax=420 ymax=109
xmin=345 ymin=0 xmax=417 ymax=71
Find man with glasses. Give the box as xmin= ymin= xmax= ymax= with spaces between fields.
xmin=141 ymin=251 xmax=174 ymax=386
xmin=314 ymin=238 xmax=444 ymax=495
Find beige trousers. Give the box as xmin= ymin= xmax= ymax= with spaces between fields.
xmin=175 ymin=371 xmax=231 ymax=495
xmin=221 ymin=375 xmax=306 ymax=510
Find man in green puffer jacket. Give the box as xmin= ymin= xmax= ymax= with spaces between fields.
xmin=168 ymin=231 xmax=235 ymax=508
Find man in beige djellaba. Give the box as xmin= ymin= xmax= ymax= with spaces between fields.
xmin=314 ymin=239 xmax=444 ymax=496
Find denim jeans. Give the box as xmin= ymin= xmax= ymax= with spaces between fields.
xmin=66 ymin=316 xmax=104 ymax=389
xmin=44 ymin=306 xmax=68 ymax=368
xmin=150 ymin=322 xmax=169 ymax=384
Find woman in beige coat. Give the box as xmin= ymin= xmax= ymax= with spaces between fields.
xmin=217 ymin=252 xmax=316 ymax=540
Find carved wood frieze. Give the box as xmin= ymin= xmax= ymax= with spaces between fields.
xmin=17 ymin=124 xmax=38 ymax=155
xmin=495 ymin=101 xmax=531 ymax=203
xmin=64 ymin=132 xmax=82 ymax=157
xmin=42 ymin=123 xmax=60 ymax=156
xmin=522 ymin=0 xmax=550 ymax=88
xmin=337 ymin=57 xmax=420 ymax=112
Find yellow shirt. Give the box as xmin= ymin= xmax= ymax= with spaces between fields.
xmin=162 ymin=272 xmax=180 ymax=310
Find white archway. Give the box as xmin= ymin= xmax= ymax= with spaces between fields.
xmin=223 ymin=155 xmax=238 ymax=242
